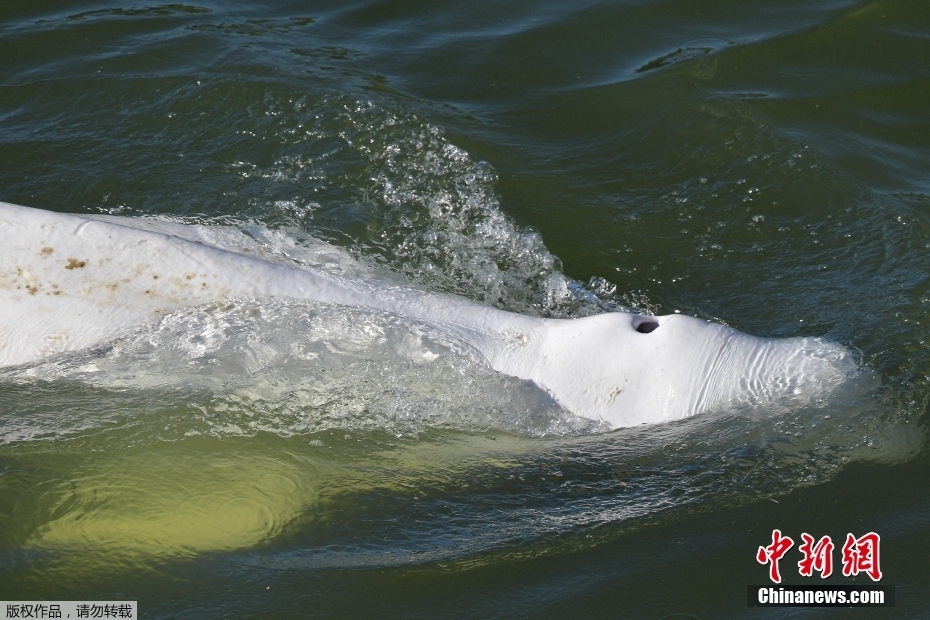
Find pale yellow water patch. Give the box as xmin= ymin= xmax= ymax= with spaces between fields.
xmin=19 ymin=430 xmax=537 ymax=571
xmin=373 ymin=432 xmax=534 ymax=478
xmin=28 ymin=443 xmax=317 ymax=559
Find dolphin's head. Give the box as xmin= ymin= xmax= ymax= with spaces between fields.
xmin=532 ymin=312 xmax=857 ymax=428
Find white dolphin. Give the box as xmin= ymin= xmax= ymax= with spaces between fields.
xmin=0 ymin=201 xmax=855 ymax=428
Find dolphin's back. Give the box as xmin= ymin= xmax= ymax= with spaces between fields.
xmin=0 ymin=202 xmax=537 ymax=369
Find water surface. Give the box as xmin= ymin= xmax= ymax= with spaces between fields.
xmin=1 ymin=0 xmax=929 ymax=617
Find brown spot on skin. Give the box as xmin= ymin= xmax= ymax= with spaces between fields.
xmin=65 ymin=259 xmax=86 ymax=270
xmin=201 ymin=282 xmax=208 ymax=289
xmin=185 ymin=274 xmax=194 ymax=280
xmin=40 ymin=247 xmax=53 ymax=256
xmin=52 ymin=291 xmax=60 ymax=295
xmin=26 ymin=285 xmax=38 ymax=295
xmin=152 ymin=274 xmax=159 ymax=279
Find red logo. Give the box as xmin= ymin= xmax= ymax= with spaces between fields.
xmin=841 ymin=532 xmax=882 ymax=581
xmin=798 ymin=533 xmax=834 ymax=578
xmin=758 ymin=530 xmax=882 ymax=582
xmin=756 ymin=529 xmax=794 ymax=583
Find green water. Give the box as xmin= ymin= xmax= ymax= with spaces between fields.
xmin=1 ymin=0 xmax=929 ymax=617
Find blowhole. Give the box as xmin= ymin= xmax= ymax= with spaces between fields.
xmin=635 ymin=320 xmax=659 ymax=334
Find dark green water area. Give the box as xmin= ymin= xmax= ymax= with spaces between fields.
xmin=1 ymin=0 xmax=929 ymax=617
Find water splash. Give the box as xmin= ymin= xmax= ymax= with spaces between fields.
xmin=222 ymin=95 xmax=637 ymax=317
